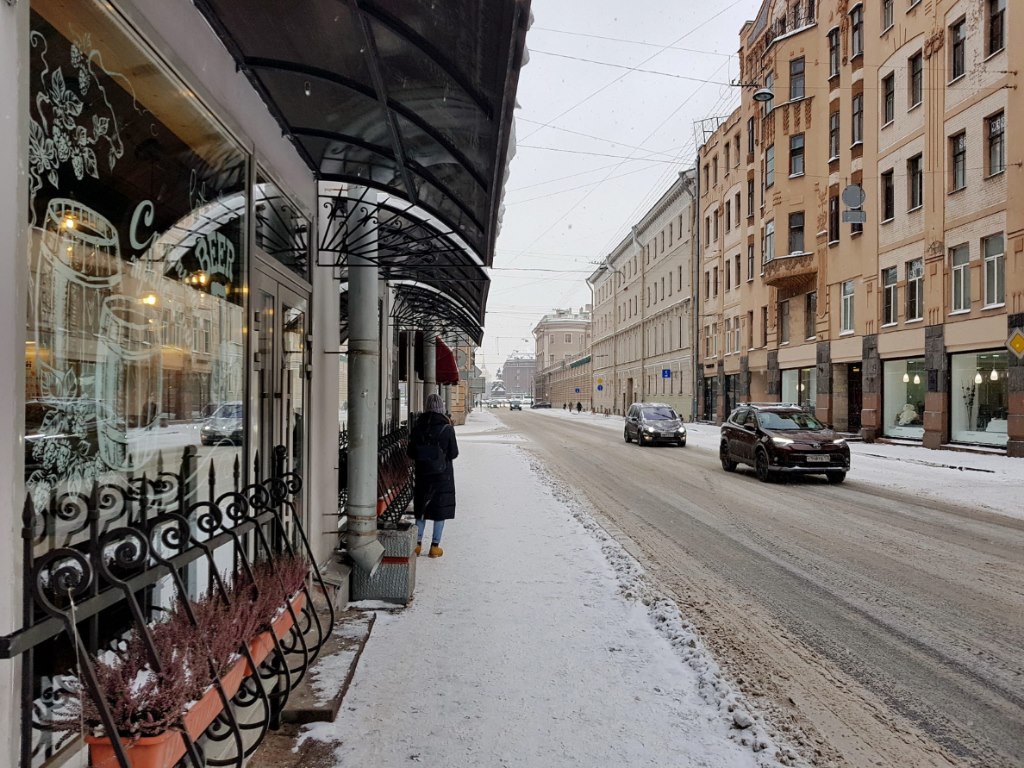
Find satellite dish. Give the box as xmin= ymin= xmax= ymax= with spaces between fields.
xmin=841 ymin=184 xmax=866 ymax=209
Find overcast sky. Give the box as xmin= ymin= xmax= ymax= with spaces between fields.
xmin=480 ymin=0 xmax=766 ymax=379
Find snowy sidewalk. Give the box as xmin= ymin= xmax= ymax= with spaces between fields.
xmin=300 ymin=409 xmax=793 ymax=767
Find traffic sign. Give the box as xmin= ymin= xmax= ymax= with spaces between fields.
xmin=1008 ymin=327 xmax=1024 ymax=360
xmin=842 ymin=210 xmax=867 ymax=224
xmin=661 ymin=368 xmax=671 ymax=378
xmin=596 ymin=384 xmax=604 ymax=391
xmin=575 ymin=387 xmax=580 ymax=393
xmin=841 ymin=184 xmax=866 ymax=209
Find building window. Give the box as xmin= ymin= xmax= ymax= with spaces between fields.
xmin=725 ymin=200 xmax=731 ymax=232
xmin=747 ymin=244 xmax=755 ymax=281
xmin=882 ymin=73 xmax=895 ymax=124
xmin=747 ymin=179 xmax=754 ymax=218
xmin=909 ymin=52 xmax=923 ymax=107
xmin=763 ymin=220 xmax=775 ymax=263
xmin=906 ymin=258 xmax=923 ymax=321
xmin=805 ymin=291 xmax=816 ymax=339
xmin=882 ymin=0 xmax=893 ymax=30
xmin=828 ymin=194 xmax=840 ymax=242
xmin=988 ymin=111 xmax=1006 ymax=175
xmin=747 ymin=117 xmax=755 ymax=154
xmin=725 ymin=318 xmax=732 ymax=353
xmin=883 ymin=267 xmax=898 ymax=325
xmin=788 ymin=212 xmax=805 ymax=254
xmin=724 ymin=143 xmax=731 ymax=174
xmin=950 ymin=19 xmax=966 ymax=80
xmin=841 ymin=280 xmax=854 ymax=333
xmin=851 ymin=93 xmax=863 ymax=144
xmin=951 ymin=244 xmax=970 ymax=312
xmin=951 ymin=351 xmax=1008 ymax=446
xmin=725 ymin=260 xmax=731 ymax=291
xmin=828 ymin=28 xmax=840 ymax=77
xmin=734 ymin=192 xmax=741 ymax=225
xmin=713 ymin=210 xmax=719 ymax=241
xmin=950 ymin=132 xmax=966 ymax=192
xmin=779 ymin=300 xmax=790 ymax=344
xmin=829 ymin=110 xmax=840 ymax=160
xmin=564 ymin=333 xmax=572 ymax=343
xmin=713 ymin=266 xmax=719 ymax=296
xmin=761 ymin=306 xmax=769 ymax=346
xmin=704 ymin=271 xmax=710 ymax=300
xmin=850 ymin=5 xmax=863 ymax=58
xmin=882 ymin=358 xmax=926 ymax=439
xmin=988 ymin=0 xmax=1006 ymax=56
xmin=984 ymin=234 xmax=1005 ymax=306
xmin=882 ymin=169 xmax=895 ymax=221
xmin=790 ymin=57 xmax=805 ymax=100
xmin=789 ymin=134 xmax=805 ymax=176
xmin=713 ymin=156 xmax=718 ymax=185
xmin=765 ymin=144 xmax=775 ymax=188
xmin=908 ymin=154 xmax=923 ymax=210
xmin=734 ymin=314 xmax=742 ymax=351
xmin=735 ymin=254 xmax=741 ymax=288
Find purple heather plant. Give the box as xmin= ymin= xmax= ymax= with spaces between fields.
xmin=60 ymin=556 xmax=310 ymax=739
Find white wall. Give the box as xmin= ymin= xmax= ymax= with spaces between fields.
xmin=0 ymin=2 xmax=29 ymax=765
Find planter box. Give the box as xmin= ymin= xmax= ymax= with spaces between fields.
xmin=350 ymin=525 xmax=416 ymax=604
xmin=85 ymin=591 xmax=306 ymax=768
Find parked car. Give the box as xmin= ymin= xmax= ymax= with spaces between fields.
xmin=509 ymin=400 xmax=522 ymax=411
xmin=531 ymin=401 xmax=552 ymax=409
xmin=623 ymin=402 xmax=687 ymax=446
xmin=201 ymin=401 xmax=244 ymax=446
xmin=719 ymin=403 xmax=850 ymax=484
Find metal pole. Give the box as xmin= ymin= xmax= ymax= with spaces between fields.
xmin=423 ymin=332 xmax=437 ymax=398
xmin=346 ymin=191 xmax=384 ymax=576
xmin=406 ymin=328 xmax=417 ymax=418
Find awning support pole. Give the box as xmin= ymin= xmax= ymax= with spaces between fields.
xmin=347 ymin=191 xmax=384 ymax=576
xmin=423 ymin=332 xmax=437 ymax=400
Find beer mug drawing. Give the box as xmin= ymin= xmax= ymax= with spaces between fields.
xmin=96 ymin=296 xmax=163 ymax=472
xmin=33 ymin=199 xmax=122 ymax=397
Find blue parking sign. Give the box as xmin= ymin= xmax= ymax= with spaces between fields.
xmin=661 ymin=369 xmax=671 ymax=378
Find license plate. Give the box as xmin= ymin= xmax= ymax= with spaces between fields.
xmin=806 ymin=454 xmax=830 ymax=463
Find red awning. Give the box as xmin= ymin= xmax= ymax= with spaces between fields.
xmin=436 ymin=338 xmax=460 ymax=385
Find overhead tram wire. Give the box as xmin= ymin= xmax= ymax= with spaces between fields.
xmin=529 ymin=26 xmax=738 ymax=59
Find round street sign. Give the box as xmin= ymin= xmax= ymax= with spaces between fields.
xmin=841 ymin=184 xmax=866 ymax=209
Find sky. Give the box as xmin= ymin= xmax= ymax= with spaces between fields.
xmin=297 ymin=409 xmax=1021 ymax=768
xmin=479 ymin=0 xmax=767 ymax=378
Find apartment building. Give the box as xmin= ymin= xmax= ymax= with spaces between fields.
xmin=499 ymin=353 xmax=537 ymax=398
xmin=697 ymin=0 xmax=1022 ymax=456
xmin=533 ymin=307 xmax=592 ymax=405
xmin=588 ymin=172 xmax=698 ymax=416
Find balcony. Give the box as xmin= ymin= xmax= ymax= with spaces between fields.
xmin=763 ymin=251 xmax=817 ymax=291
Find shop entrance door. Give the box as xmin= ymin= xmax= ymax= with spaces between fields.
xmin=250 ymin=264 xmax=310 ymax=515
xmin=847 ymin=363 xmax=863 ymax=432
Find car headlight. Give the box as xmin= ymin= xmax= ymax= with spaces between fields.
xmin=771 ymin=436 xmax=794 ymax=446
xmin=677 ymin=428 xmax=686 ymax=434
xmin=643 ymin=426 xmax=655 ymax=433
xmin=832 ymin=438 xmax=846 ymax=445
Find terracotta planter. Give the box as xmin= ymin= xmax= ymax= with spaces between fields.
xmin=86 ymin=592 xmax=306 ymax=768
xmin=246 ymin=591 xmax=307 ymax=671
xmin=85 ymin=729 xmax=180 ymax=768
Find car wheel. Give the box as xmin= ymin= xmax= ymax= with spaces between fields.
xmin=754 ymin=449 xmax=772 ymax=483
xmin=720 ymin=442 xmax=737 ymax=472
xmin=678 ymin=438 xmax=686 ymax=447
xmin=826 ymin=471 xmax=846 ymax=485
xmin=624 ymin=429 xmax=631 ymax=443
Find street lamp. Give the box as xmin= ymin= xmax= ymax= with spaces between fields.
xmin=731 ymin=80 xmax=775 ymax=103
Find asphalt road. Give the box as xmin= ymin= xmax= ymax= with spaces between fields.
xmin=498 ymin=410 xmax=1024 ymax=768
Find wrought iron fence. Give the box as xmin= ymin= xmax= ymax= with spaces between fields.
xmin=377 ymin=420 xmax=413 ymax=527
xmin=0 ymin=445 xmax=335 ymax=768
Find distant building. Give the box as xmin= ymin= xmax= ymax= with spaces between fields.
xmin=500 ymin=353 xmax=536 ymax=398
xmin=533 ymin=307 xmax=592 ymax=406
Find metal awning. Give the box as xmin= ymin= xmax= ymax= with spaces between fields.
xmin=195 ymin=0 xmax=530 ymax=291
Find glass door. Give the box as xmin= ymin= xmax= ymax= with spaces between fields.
xmin=251 ymin=267 xmax=309 ymax=531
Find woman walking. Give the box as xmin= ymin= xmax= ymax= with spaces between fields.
xmin=407 ymin=393 xmax=459 ymax=557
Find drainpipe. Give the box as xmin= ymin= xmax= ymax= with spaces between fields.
xmin=346 ymin=192 xmax=384 ymax=577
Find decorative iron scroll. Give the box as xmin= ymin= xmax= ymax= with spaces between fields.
xmin=3 ymin=445 xmax=335 ymax=768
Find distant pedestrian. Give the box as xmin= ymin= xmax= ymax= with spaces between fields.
xmin=563 ymin=402 xmax=568 ymax=410
xmin=576 ymin=401 xmax=582 ymax=414
xmin=407 ymin=393 xmax=459 ymax=558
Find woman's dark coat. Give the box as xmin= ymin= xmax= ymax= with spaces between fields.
xmin=407 ymin=411 xmax=459 ymax=520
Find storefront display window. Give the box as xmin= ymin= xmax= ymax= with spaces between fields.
xmin=951 ymin=352 xmax=1008 ymax=447
xmin=781 ymin=366 xmax=816 ymax=411
xmin=882 ymin=358 xmax=925 ymax=439
xmin=255 ymin=171 xmax=310 ymax=279
xmin=26 ymin=1 xmax=248 ymax=504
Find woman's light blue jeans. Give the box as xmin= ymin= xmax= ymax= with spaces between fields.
xmin=416 ymin=518 xmax=445 ymax=545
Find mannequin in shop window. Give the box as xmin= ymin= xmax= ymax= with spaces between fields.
xmin=897 ymin=402 xmax=921 ymax=426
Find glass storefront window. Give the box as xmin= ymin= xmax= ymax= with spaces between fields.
xmin=26 ymin=1 xmax=248 ymax=504
xmin=781 ymin=366 xmax=816 ymax=411
xmin=882 ymin=358 xmax=925 ymax=439
xmin=255 ymin=171 xmax=310 ymax=279
xmin=951 ymin=352 xmax=1008 ymax=447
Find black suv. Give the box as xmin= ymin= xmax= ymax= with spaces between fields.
xmin=624 ymin=402 xmax=687 ymax=446
xmin=720 ymin=404 xmax=849 ymax=483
